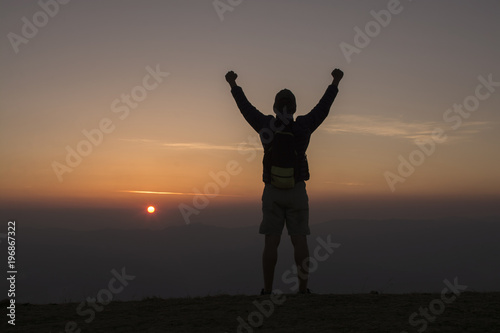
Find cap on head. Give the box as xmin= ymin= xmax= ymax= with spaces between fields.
xmin=273 ymin=89 xmax=296 ymax=115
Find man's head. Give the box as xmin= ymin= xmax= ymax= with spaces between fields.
xmin=273 ymin=89 xmax=296 ymax=116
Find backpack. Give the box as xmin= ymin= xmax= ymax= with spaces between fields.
xmin=269 ymin=126 xmax=297 ymax=189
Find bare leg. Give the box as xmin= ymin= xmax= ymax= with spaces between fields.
xmin=262 ymin=234 xmax=281 ymax=293
xmin=291 ymin=235 xmax=309 ymax=293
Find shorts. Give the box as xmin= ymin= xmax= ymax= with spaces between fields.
xmin=259 ymin=181 xmax=310 ymax=236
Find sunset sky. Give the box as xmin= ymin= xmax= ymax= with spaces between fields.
xmin=1 ymin=0 xmax=499 ymax=227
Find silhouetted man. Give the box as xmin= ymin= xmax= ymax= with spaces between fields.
xmin=226 ymin=68 xmax=344 ymax=294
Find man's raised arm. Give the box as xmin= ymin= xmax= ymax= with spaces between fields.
xmin=299 ymin=68 xmax=344 ymax=133
xmin=226 ymin=70 xmax=269 ymax=133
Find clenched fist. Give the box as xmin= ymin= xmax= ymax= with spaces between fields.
xmin=225 ymin=71 xmax=238 ymax=88
xmin=331 ymin=68 xmax=344 ymax=86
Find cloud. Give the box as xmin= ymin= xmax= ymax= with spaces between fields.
xmin=323 ymin=115 xmax=493 ymax=143
xmin=323 ymin=181 xmax=371 ymax=187
xmin=161 ymin=142 xmax=253 ymax=151
xmin=119 ymin=139 xmax=261 ymax=151
xmin=120 ymin=190 xmax=241 ymax=197
xmin=324 ymin=181 xmax=366 ymax=187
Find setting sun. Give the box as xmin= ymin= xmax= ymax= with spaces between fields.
xmin=147 ymin=206 xmax=155 ymax=214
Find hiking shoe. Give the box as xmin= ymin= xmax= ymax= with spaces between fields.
xmin=260 ymin=289 xmax=272 ymax=295
xmin=298 ymin=288 xmax=312 ymax=294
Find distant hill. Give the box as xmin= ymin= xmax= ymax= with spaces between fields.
xmin=1 ymin=217 xmax=499 ymax=304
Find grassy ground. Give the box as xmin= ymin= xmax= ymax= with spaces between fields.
xmin=2 ymin=292 xmax=499 ymax=332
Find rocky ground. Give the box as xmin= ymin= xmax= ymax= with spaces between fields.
xmin=2 ymin=292 xmax=500 ymax=332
